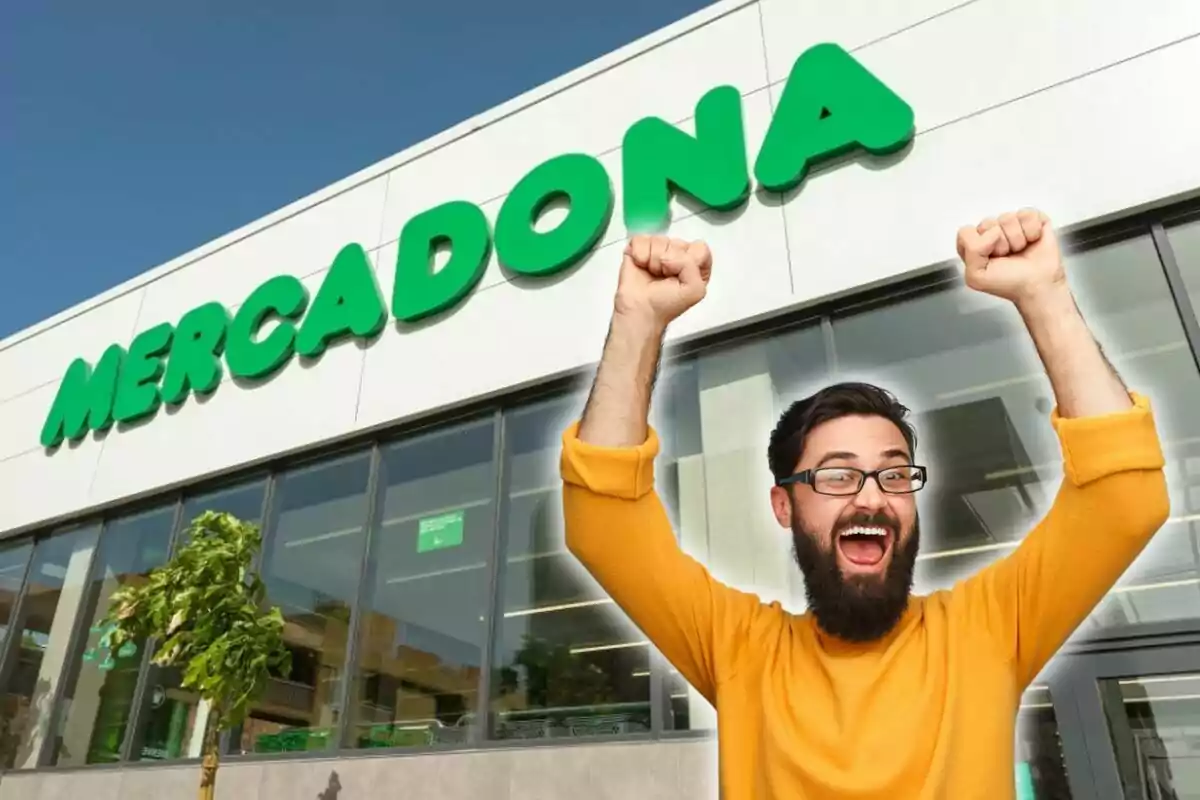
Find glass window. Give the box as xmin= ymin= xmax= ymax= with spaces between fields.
xmin=1168 ymin=217 xmax=1200 ymax=323
xmin=827 ymin=235 xmax=1200 ymax=635
xmin=127 ymin=480 xmax=266 ymax=763
xmin=489 ymin=396 xmax=658 ymax=740
xmin=0 ymin=541 xmax=33 ymax=651
xmin=0 ymin=524 xmax=100 ymax=769
xmin=1099 ymin=672 xmax=1200 ymax=797
xmin=233 ymin=453 xmax=372 ymax=755
xmin=48 ymin=507 xmax=175 ymax=766
xmin=658 ymin=326 xmax=830 ymax=732
xmin=347 ymin=418 xmax=497 ymax=750
xmin=1018 ymin=685 xmax=1073 ymax=798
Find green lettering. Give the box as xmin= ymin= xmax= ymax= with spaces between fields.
xmin=622 ymin=85 xmax=750 ymax=233
xmin=226 ymin=275 xmax=310 ymax=381
xmin=393 ymin=201 xmax=492 ymax=323
xmin=295 ymin=243 xmax=387 ymax=359
xmin=754 ymin=43 xmax=914 ymax=193
xmin=494 ymin=153 xmax=613 ymax=276
xmin=39 ymin=345 xmax=125 ymax=448
xmin=113 ymin=322 xmax=174 ymax=425
xmin=160 ymin=302 xmax=230 ymax=405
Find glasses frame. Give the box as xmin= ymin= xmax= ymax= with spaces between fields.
xmin=777 ymin=464 xmax=929 ymax=496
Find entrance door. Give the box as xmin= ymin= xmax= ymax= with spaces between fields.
xmin=1056 ymin=642 xmax=1200 ymax=799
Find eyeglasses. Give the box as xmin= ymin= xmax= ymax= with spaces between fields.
xmin=778 ymin=465 xmax=928 ymax=496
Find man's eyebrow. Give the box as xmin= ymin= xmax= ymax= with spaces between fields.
xmin=881 ymin=447 xmax=912 ymax=462
xmin=814 ymin=451 xmax=858 ymax=468
xmin=813 ymin=448 xmax=912 ymax=469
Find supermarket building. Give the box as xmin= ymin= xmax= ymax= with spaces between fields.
xmin=4 ymin=1 xmax=1200 ymax=798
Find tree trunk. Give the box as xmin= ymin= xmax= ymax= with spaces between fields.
xmin=198 ymin=709 xmax=221 ymax=800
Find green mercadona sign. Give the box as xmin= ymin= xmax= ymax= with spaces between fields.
xmin=39 ymin=43 xmax=914 ymax=449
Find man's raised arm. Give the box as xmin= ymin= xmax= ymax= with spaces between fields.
xmin=957 ymin=210 xmax=1170 ymax=687
xmin=562 ymin=236 xmax=778 ymax=704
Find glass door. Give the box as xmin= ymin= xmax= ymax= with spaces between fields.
xmin=1058 ymin=641 xmax=1200 ymax=799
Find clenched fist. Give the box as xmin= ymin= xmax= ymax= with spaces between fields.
xmin=614 ymin=235 xmax=713 ymax=327
xmin=957 ymin=209 xmax=1067 ymax=305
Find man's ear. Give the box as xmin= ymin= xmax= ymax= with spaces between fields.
xmin=770 ymin=485 xmax=793 ymax=529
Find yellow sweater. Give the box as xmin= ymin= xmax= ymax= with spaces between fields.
xmin=560 ymin=393 xmax=1169 ymax=799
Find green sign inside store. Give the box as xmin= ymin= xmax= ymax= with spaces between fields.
xmin=39 ymin=43 xmax=914 ymax=449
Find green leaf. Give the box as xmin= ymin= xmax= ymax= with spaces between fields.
xmin=96 ymin=509 xmax=290 ymax=739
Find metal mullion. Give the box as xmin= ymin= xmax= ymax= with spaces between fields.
xmin=333 ymin=443 xmax=383 ymax=751
xmin=820 ymin=315 xmax=838 ymax=377
xmin=1053 ymin=663 xmax=1110 ymax=800
xmin=119 ymin=497 xmax=187 ymax=763
xmin=473 ymin=410 xmax=508 ymax=745
xmin=649 ymin=650 xmax=667 ymax=737
xmin=1151 ymin=223 xmax=1200 ymax=376
xmin=36 ymin=520 xmax=108 ymax=768
xmin=224 ymin=472 xmax=280 ymax=756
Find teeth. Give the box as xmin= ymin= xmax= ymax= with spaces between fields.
xmin=840 ymin=526 xmax=888 ymax=538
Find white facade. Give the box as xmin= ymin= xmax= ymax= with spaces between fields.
xmin=4 ymin=0 xmax=1200 ymax=539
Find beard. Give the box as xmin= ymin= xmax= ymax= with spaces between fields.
xmin=792 ymin=508 xmax=920 ymax=643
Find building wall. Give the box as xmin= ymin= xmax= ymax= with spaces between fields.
xmin=0 ymin=738 xmax=717 ymax=799
xmin=2 ymin=0 xmax=1200 ymax=537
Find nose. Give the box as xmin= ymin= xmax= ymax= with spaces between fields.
xmin=852 ymin=475 xmax=889 ymax=512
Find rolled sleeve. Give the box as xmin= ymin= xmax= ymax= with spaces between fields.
xmin=1051 ymin=393 xmax=1165 ymax=487
xmin=560 ymin=421 xmax=659 ymax=500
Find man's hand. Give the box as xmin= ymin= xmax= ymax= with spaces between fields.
xmin=614 ymin=235 xmax=713 ymax=330
xmin=578 ymin=236 xmax=712 ymax=448
xmin=957 ymin=209 xmax=1066 ymax=307
xmin=956 ymin=208 xmax=1131 ymax=418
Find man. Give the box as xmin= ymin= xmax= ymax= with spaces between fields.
xmin=560 ymin=209 xmax=1170 ymax=799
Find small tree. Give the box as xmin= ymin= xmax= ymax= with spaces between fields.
xmin=100 ymin=511 xmax=291 ymax=800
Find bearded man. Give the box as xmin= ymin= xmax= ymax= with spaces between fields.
xmin=559 ymin=209 xmax=1169 ymax=799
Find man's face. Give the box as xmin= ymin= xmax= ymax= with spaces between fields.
xmin=770 ymin=414 xmax=921 ymax=643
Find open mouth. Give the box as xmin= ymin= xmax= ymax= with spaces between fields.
xmin=836 ymin=525 xmax=894 ymax=572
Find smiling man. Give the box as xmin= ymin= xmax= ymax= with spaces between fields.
xmin=560 ymin=209 xmax=1170 ymax=799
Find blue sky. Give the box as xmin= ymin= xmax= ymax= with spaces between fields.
xmin=0 ymin=0 xmax=716 ymax=340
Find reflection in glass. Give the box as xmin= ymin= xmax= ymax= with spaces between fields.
xmin=0 ymin=541 xmax=33 ymax=653
xmin=1100 ymin=672 xmax=1200 ymax=798
xmin=233 ymin=453 xmax=372 ymax=755
xmin=1018 ymin=685 xmax=1073 ymax=798
xmin=0 ymin=525 xmax=100 ymax=769
xmin=129 ymin=481 xmax=266 ymax=763
xmin=829 ymin=236 xmax=1200 ymax=630
xmin=1168 ymin=218 xmax=1200 ymax=324
xmin=490 ymin=397 xmax=653 ymax=740
xmin=348 ymin=419 xmax=496 ymax=749
xmin=49 ymin=507 xmax=175 ymax=766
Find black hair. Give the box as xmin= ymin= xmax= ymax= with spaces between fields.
xmin=767 ymin=382 xmax=917 ymax=485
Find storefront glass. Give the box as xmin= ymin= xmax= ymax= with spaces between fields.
xmin=348 ymin=418 xmax=496 ymax=749
xmin=234 ymin=453 xmax=372 ymax=755
xmin=0 ymin=524 xmax=100 ymax=769
xmin=0 ymin=542 xmax=32 ymax=657
xmin=128 ymin=480 xmax=266 ymax=763
xmin=49 ymin=506 xmax=175 ymax=766
xmin=488 ymin=396 xmax=657 ymax=740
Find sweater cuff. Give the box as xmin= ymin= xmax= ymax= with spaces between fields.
xmin=560 ymin=421 xmax=659 ymax=500
xmin=1052 ymin=392 xmax=1165 ymax=486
